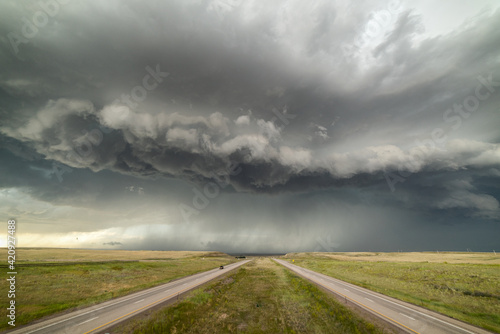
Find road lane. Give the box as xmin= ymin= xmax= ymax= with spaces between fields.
xmin=274 ymin=259 xmax=492 ymax=334
xmin=9 ymin=260 xmax=251 ymax=334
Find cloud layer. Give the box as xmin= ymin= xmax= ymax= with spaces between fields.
xmin=0 ymin=0 xmax=499 ymax=251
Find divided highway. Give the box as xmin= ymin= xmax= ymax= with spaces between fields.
xmin=9 ymin=260 xmax=251 ymax=334
xmin=274 ymin=259 xmax=492 ymax=334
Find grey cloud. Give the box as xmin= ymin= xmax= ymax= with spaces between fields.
xmin=0 ymin=0 xmax=499 ymax=252
xmin=2 ymin=97 xmax=499 ymax=197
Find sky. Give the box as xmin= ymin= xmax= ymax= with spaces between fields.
xmin=0 ymin=0 xmax=499 ymax=253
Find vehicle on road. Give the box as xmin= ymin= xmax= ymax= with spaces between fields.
xmin=220 ymin=265 xmax=224 ymax=269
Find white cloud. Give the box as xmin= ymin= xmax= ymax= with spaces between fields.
xmin=166 ymin=128 xmax=199 ymax=148
xmin=235 ymin=115 xmax=250 ymax=125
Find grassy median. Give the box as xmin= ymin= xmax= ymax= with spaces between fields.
xmin=0 ymin=248 xmax=236 ymax=330
xmin=116 ymin=258 xmax=387 ymax=334
xmin=284 ymin=252 xmax=500 ymax=333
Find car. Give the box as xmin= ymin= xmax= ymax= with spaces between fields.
xmin=219 ymin=265 xmax=224 ymax=269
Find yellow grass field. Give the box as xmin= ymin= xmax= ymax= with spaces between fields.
xmin=116 ymin=258 xmax=386 ymax=334
xmin=7 ymin=247 xmax=226 ymax=262
xmin=284 ymin=252 xmax=500 ymax=333
xmin=286 ymin=251 xmax=500 ymax=264
xmin=0 ymin=248 xmax=235 ymax=330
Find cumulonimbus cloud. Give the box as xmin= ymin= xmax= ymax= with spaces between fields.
xmin=0 ymin=0 xmax=499 ymax=224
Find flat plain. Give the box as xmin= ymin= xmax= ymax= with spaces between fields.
xmin=284 ymin=252 xmax=500 ymax=333
xmin=0 ymin=248 xmax=236 ymax=330
xmin=115 ymin=258 xmax=387 ymax=334
xmin=3 ymin=249 xmax=498 ymax=333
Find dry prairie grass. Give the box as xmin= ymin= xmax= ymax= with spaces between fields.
xmin=285 ymin=252 xmax=500 ymax=333
xmin=0 ymin=248 xmax=234 ymax=330
xmin=286 ymin=251 xmax=500 ymax=264
xmin=116 ymin=258 xmax=386 ymax=334
xmin=7 ymin=247 xmax=224 ymax=262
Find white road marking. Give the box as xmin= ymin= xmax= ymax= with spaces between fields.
xmin=344 ymin=289 xmax=350 ymax=292
xmin=365 ymin=298 xmax=374 ymax=302
xmin=22 ymin=282 xmax=189 ymax=334
xmin=20 ymin=260 xmax=250 ymax=334
xmin=133 ymin=299 xmax=145 ymax=304
xmin=280 ymin=260 xmax=476 ymax=334
xmin=24 ymin=312 xmax=99 ymax=333
xmin=400 ymin=313 xmax=416 ymax=321
xmin=77 ymin=317 xmax=99 ymax=326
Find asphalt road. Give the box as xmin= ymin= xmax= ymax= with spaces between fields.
xmin=9 ymin=260 xmax=251 ymax=334
xmin=274 ymin=259 xmax=492 ymax=334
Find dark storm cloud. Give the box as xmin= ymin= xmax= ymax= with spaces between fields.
xmin=0 ymin=0 xmax=499 ymax=251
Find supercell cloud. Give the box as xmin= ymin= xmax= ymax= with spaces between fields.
xmin=0 ymin=0 xmax=499 ymax=252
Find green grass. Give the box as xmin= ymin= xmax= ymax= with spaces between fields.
xmin=0 ymin=252 xmax=235 ymax=330
xmin=285 ymin=254 xmax=500 ymax=333
xmin=3 ymin=248 xmax=224 ymax=262
xmin=115 ymin=258 xmax=388 ymax=334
